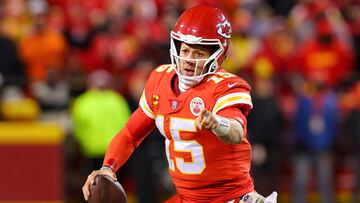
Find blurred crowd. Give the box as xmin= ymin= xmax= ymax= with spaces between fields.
xmin=0 ymin=0 xmax=360 ymax=202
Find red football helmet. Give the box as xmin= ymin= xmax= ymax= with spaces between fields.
xmin=170 ymin=5 xmax=232 ymax=81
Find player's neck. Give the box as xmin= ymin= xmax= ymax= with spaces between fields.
xmin=178 ymin=76 xmax=205 ymax=93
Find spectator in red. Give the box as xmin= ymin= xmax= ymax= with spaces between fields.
xmin=296 ymin=17 xmax=355 ymax=89
xmin=251 ymin=18 xmax=296 ymax=82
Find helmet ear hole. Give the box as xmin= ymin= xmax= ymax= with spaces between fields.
xmin=209 ymin=45 xmax=219 ymax=55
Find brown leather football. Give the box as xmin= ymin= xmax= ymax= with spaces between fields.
xmin=88 ymin=175 xmax=127 ymax=203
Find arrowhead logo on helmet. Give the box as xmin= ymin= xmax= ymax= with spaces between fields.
xmin=217 ymin=19 xmax=232 ymax=39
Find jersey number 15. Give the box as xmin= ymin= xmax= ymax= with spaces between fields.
xmin=156 ymin=115 xmax=206 ymax=175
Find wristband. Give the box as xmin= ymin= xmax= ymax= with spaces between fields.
xmin=101 ymin=166 xmax=114 ymax=172
xmin=103 ymin=159 xmax=117 ymax=171
xmin=212 ymin=115 xmax=230 ymax=137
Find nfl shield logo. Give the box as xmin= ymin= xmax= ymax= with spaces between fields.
xmin=171 ymin=100 xmax=178 ymax=110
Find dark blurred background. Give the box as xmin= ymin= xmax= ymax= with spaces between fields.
xmin=0 ymin=0 xmax=359 ymax=202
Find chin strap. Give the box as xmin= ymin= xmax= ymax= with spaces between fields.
xmin=178 ymin=75 xmax=204 ymax=93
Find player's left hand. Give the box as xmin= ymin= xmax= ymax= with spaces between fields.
xmin=82 ymin=168 xmax=117 ymax=201
xmin=196 ymin=109 xmax=218 ymax=131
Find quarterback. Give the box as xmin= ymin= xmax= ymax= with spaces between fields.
xmin=83 ymin=5 xmax=277 ymax=203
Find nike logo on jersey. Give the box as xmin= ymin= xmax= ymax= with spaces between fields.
xmin=227 ymin=82 xmax=239 ymax=88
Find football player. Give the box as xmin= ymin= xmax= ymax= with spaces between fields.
xmin=83 ymin=5 xmax=277 ymax=203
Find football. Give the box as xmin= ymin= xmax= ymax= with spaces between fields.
xmin=88 ymin=174 xmax=127 ymax=203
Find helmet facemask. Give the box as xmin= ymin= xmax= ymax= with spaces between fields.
xmin=170 ymin=32 xmax=225 ymax=89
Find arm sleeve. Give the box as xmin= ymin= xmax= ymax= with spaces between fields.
xmin=103 ymin=107 xmax=156 ymax=171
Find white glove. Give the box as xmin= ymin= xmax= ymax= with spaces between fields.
xmin=264 ymin=191 xmax=278 ymax=203
xmin=239 ymin=192 xmax=264 ymax=203
xmin=238 ymin=191 xmax=278 ymax=203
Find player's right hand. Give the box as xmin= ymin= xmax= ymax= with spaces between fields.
xmin=82 ymin=168 xmax=117 ymax=201
xmin=196 ymin=108 xmax=218 ymax=131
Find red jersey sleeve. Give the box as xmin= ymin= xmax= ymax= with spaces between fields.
xmin=211 ymin=72 xmax=252 ymax=138
xmin=212 ymin=75 xmax=253 ymax=116
xmin=139 ymin=64 xmax=172 ymax=119
xmin=217 ymin=107 xmax=248 ymax=138
xmin=139 ymin=70 xmax=157 ymax=119
xmin=103 ymin=107 xmax=156 ymax=171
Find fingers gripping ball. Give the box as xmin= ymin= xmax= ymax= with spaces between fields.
xmin=88 ymin=175 xmax=127 ymax=203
